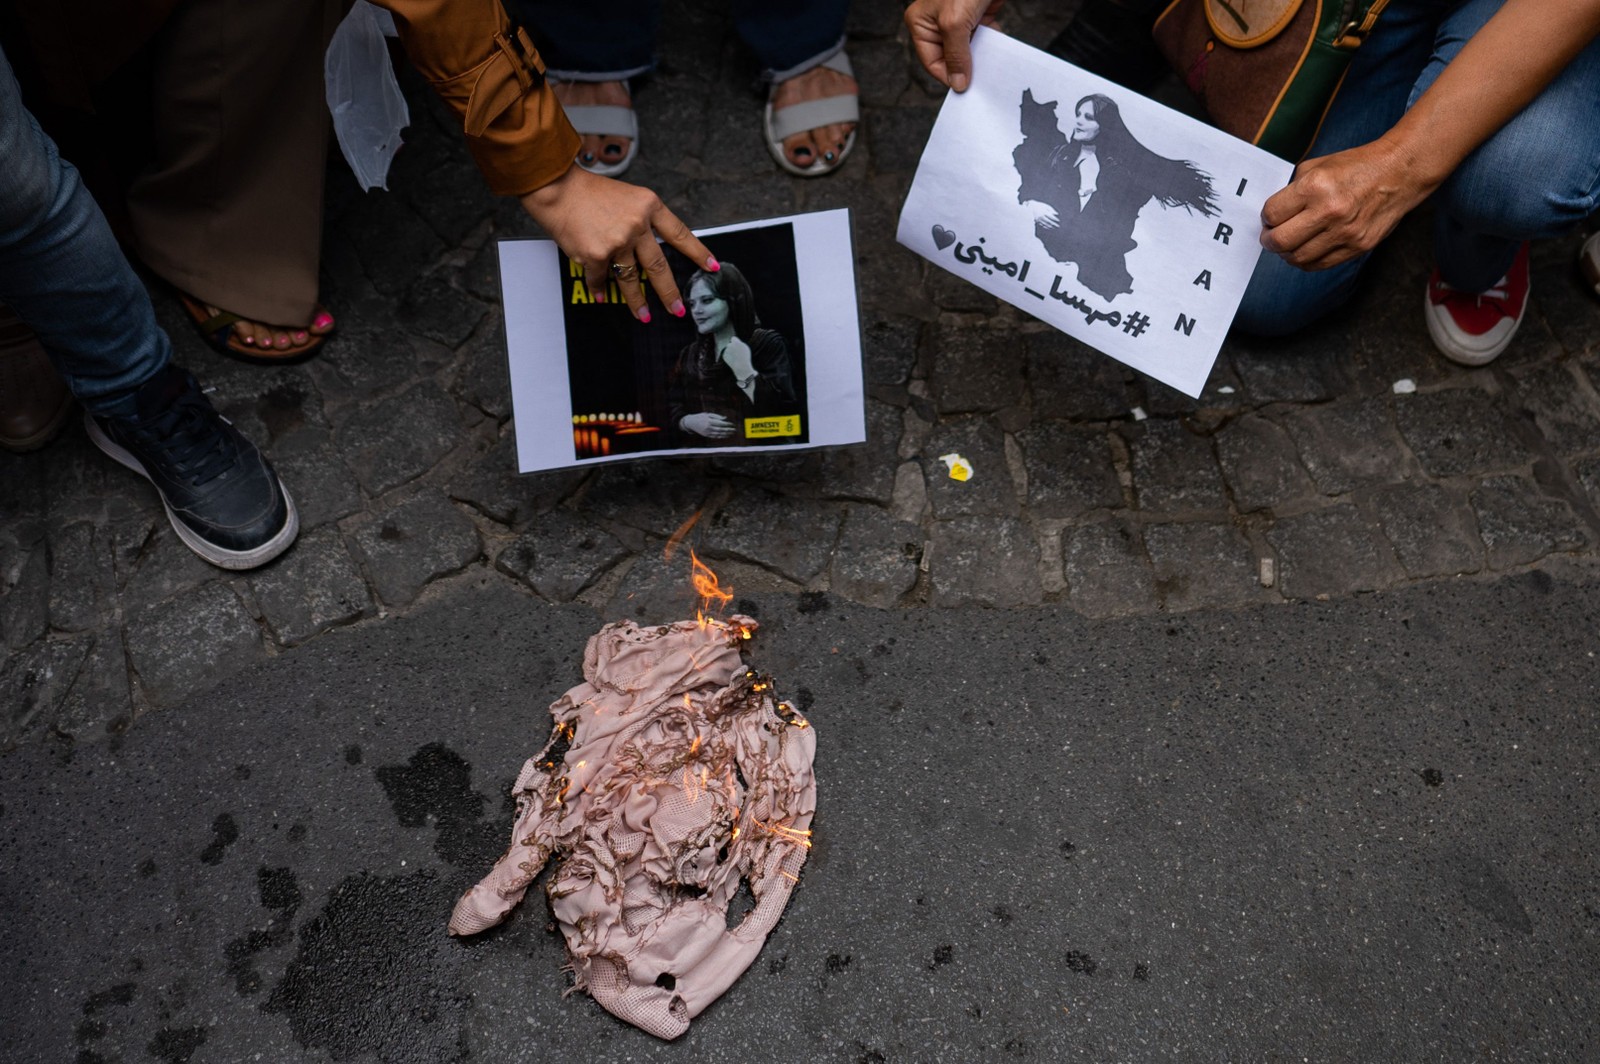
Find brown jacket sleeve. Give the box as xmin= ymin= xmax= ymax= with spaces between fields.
xmin=374 ymin=0 xmax=580 ymax=197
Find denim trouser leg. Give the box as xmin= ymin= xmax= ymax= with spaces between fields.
xmin=0 ymin=46 xmax=169 ymax=415
xmin=514 ymin=0 xmax=849 ymax=81
xmin=1235 ymin=1 xmax=1449 ymax=335
xmin=512 ymin=0 xmax=661 ymax=80
xmin=1425 ymin=0 xmax=1600 ymax=291
xmin=733 ymin=0 xmax=850 ymax=79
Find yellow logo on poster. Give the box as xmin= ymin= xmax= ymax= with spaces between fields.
xmin=744 ymin=415 xmax=802 ymax=438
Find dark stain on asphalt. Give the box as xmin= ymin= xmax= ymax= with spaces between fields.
xmin=199 ymin=814 xmax=239 ymax=865
xmin=1134 ymin=962 xmax=1150 ymax=981
xmin=138 ymin=859 xmax=158 ymax=878
xmin=224 ymin=867 xmax=303 ymax=996
xmin=234 ymin=764 xmax=251 ymax=781
xmin=257 ymin=384 xmax=307 ymax=441
xmin=990 ymin=904 xmax=1013 ymax=925
xmin=794 ymin=687 xmax=815 ymax=713
xmin=1421 ymin=767 xmax=1444 ymax=786
xmin=345 ymin=744 xmax=364 ymax=765
xmin=1004 ymin=1037 xmax=1031 ymax=1056
xmin=1456 ymin=854 xmax=1533 ymax=933
xmin=376 ymin=743 xmax=502 ymax=870
xmin=1064 ymin=950 xmax=1097 ymax=975
xmin=797 ymin=591 xmax=829 ymax=614
xmin=928 ymin=944 xmax=953 ymax=970
xmin=768 ymin=951 xmax=788 ymax=975
xmin=147 ymin=1025 xmax=208 ymax=1064
xmin=83 ymin=983 xmax=136 ymax=1015
xmin=1059 ymin=840 xmax=1077 ymax=859
xmin=266 ymin=871 xmax=466 ymax=1063
xmin=816 ymin=952 xmax=852 ymax=992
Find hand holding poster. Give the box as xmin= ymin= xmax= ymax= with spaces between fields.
xmin=897 ymin=27 xmax=1294 ymax=398
xmin=500 ymin=210 xmax=865 ymax=473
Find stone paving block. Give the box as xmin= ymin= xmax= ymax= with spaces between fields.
xmin=1145 ymin=521 xmax=1274 ymax=611
xmin=1227 ymin=329 xmax=1346 ymax=405
xmin=0 ymin=634 xmax=91 ymax=749
xmin=1470 ymin=475 xmax=1590 ymax=570
xmin=926 ymin=267 xmax=999 ymax=314
xmin=453 ymin=317 xmax=511 ymax=422
xmin=348 ymin=492 xmax=481 ymax=607
xmin=269 ymin=426 xmax=365 ymax=531
xmin=125 ymin=582 xmax=265 ymax=707
xmin=861 ymin=317 xmax=919 ymax=388
xmin=1508 ymin=361 xmax=1600 ymax=456
xmin=710 ymin=452 xmax=825 ymax=485
xmin=207 ymin=369 xmax=331 ymax=450
xmin=1266 ymin=505 xmax=1405 ymax=600
xmin=928 ymin=516 xmax=1042 ymax=607
xmin=310 ymin=312 xmax=456 ymax=403
xmin=683 ymin=178 xmax=799 ymax=226
xmin=451 ymin=433 xmax=584 ymax=529
xmin=1394 ymin=388 xmax=1539 ymax=478
xmin=53 ymin=627 xmax=133 ymax=741
xmin=1025 ymin=331 xmax=1135 ymax=421
xmin=921 ymin=417 xmax=1019 ymax=518
xmin=1 ymin=536 xmax=48 ymax=652
xmin=829 ymin=506 xmax=922 ymax=607
xmin=43 ymin=431 xmax=150 ymax=525
xmin=603 ymin=545 xmax=709 ymax=625
xmin=1282 ymin=398 xmax=1412 ymax=495
xmin=339 ymin=382 xmax=464 ymax=496
xmin=1127 ymin=419 xmax=1228 ymax=514
xmin=339 ymin=190 xmax=448 ymax=298
xmin=250 ymin=527 xmax=374 ymax=646
xmin=701 ymin=488 xmax=845 ymax=585
xmin=1576 ymin=455 xmax=1600 ymax=514
xmin=398 ymin=272 xmax=489 ymax=350
xmin=1015 ymin=421 xmax=1122 ymax=519
xmin=576 ymin=462 xmax=714 ymax=538
xmin=931 ymin=323 xmax=1025 ymax=414
xmin=392 ymin=131 xmax=493 ymax=248
xmin=496 ymin=510 xmax=628 ymax=603
xmin=0 ymin=450 xmax=47 ymax=519
xmin=48 ymin=521 xmax=114 ymax=634
xmin=1140 ymin=370 xmax=1249 ymax=418
xmin=1531 ymin=232 xmax=1600 ymax=359
xmin=1063 ymin=518 xmax=1155 ymax=617
xmin=1214 ymin=413 xmax=1317 ymax=513
xmin=113 ymin=525 xmax=219 ymax=618
xmin=816 ymin=400 xmax=902 ymax=505
xmin=851 ymin=38 xmax=912 ymax=107
xmin=458 ymin=238 xmax=502 ymax=304
xmin=1371 ymin=483 xmax=1483 ymax=578
xmin=863 ymin=106 xmax=938 ymax=175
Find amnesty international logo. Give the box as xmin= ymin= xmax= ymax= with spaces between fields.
xmin=745 ymin=415 xmax=802 ymax=439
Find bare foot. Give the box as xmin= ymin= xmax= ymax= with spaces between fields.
xmin=206 ymin=305 xmax=333 ymax=353
xmin=551 ymin=80 xmax=633 ymax=169
xmin=771 ymin=64 xmax=858 ymax=169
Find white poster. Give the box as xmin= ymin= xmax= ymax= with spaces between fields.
xmin=898 ymin=27 xmax=1294 ymax=397
xmin=500 ymin=209 xmax=865 ymax=473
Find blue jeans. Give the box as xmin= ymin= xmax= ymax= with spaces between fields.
xmin=512 ymin=0 xmax=850 ymax=81
xmin=0 ymin=45 xmax=169 ymax=415
xmin=1236 ymin=0 xmax=1600 ymax=335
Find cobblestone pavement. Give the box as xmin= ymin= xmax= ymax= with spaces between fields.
xmin=5 ymin=0 xmax=1600 ymax=745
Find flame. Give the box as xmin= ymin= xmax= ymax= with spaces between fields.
xmin=662 ymin=508 xmax=705 ymax=562
xmin=690 ymin=550 xmax=733 ymax=625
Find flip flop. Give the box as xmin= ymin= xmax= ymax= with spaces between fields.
xmin=764 ymin=50 xmax=860 ymax=178
xmin=178 ymin=292 xmax=330 ymax=365
xmin=562 ymin=81 xmax=640 ymax=178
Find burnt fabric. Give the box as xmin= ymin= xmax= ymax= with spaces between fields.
xmin=448 ymin=616 xmax=817 ymax=1040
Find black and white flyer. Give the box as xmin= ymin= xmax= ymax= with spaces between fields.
xmin=897 ymin=28 xmax=1294 ymax=397
xmin=500 ymin=209 xmax=864 ymax=473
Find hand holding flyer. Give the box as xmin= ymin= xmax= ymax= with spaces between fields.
xmin=898 ymin=27 xmax=1294 ymax=398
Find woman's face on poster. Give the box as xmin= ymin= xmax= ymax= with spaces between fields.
xmin=1072 ymin=102 xmax=1100 ymax=143
xmin=688 ymin=277 xmax=730 ymax=335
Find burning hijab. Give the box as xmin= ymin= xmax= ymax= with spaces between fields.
xmin=448 ymin=615 xmax=817 ymax=1040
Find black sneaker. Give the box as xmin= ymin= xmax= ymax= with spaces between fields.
xmin=85 ymin=365 xmax=298 ymax=570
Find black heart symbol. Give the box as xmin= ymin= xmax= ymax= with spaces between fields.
xmin=931 ymin=225 xmax=956 ymax=251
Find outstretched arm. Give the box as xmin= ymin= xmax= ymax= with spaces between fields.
xmin=904 ymin=0 xmax=1007 ymax=92
xmin=1261 ymin=0 xmax=1600 ymax=270
xmin=376 ymin=0 xmax=714 ymax=321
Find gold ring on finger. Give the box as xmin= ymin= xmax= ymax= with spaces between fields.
xmin=610 ymin=262 xmax=639 ymax=281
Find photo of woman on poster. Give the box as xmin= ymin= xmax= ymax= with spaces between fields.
xmin=667 ymin=262 xmax=800 ymax=446
xmin=1013 ymin=89 xmax=1218 ymax=301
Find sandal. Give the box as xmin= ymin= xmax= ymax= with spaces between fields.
xmin=763 ymin=51 xmax=860 ymax=178
xmin=560 ymin=81 xmax=640 ymax=177
xmin=178 ymin=292 xmax=330 ymax=366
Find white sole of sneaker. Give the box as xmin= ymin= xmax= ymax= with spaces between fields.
xmin=1423 ymin=288 xmax=1522 ymax=367
xmin=84 ymin=412 xmax=300 ymax=570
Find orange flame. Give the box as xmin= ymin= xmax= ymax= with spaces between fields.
xmin=690 ymin=550 xmax=733 ymax=625
xmin=662 ymin=508 xmax=705 ymax=562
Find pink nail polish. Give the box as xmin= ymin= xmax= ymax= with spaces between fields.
xmin=313 ymin=312 xmax=334 ymax=329
xmin=294 ymin=332 xmax=308 ymax=343
xmin=637 ymin=308 xmax=652 ymax=324
xmin=244 ymin=336 xmax=255 ymax=345
xmin=705 ymin=256 xmax=721 ymax=272
xmin=670 ymin=301 xmax=686 ymax=317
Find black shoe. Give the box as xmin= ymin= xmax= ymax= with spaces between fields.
xmin=86 ymin=365 xmax=298 ymax=570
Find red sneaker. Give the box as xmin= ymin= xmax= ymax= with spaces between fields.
xmin=1424 ymin=242 xmax=1530 ymax=366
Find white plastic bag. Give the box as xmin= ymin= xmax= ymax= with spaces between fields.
xmin=324 ymin=1 xmax=409 ymax=191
